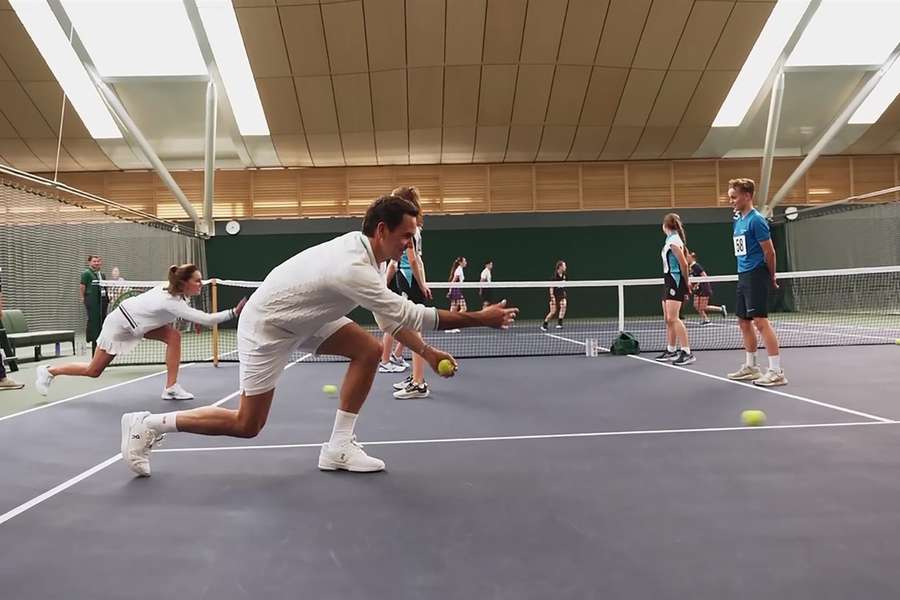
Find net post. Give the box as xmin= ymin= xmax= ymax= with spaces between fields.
xmin=211 ymin=280 xmax=219 ymax=367
xmin=617 ymin=284 xmax=625 ymax=332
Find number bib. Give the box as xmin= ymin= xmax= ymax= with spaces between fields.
xmin=733 ymin=235 xmax=747 ymax=256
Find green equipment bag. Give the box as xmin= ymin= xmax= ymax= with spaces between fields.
xmin=610 ymin=332 xmax=640 ymax=355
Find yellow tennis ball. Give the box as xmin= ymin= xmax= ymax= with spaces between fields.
xmin=322 ymin=384 xmax=338 ymax=396
xmin=741 ymin=409 xmax=767 ymax=427
xmin=895 ymin=338 xmax=900 ymax=345
xmin=438 ymin=359 xmax=455 ymax=377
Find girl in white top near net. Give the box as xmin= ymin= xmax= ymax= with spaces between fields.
xmin=35 ymin=264 xmax=245 ymax=399
xmin=479 ymin=260 xmax=494 ymax=308
xmin=445 ymin=257 xmax=467 ymax=332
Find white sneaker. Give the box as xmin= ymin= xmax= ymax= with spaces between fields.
xmin=378 ymin=361 xmax=404 ymax=373
xmin=120 ymin=412 xmax=165 ymax=477
xmin=35 ymin=365 xmax=54 ymax=396
xmin=721 ymin=305 xmax=728 ymax=318
xmin=161 ymin=383 xmax=194 ymax=400
xmin=318 ymin=436 xmax=385 ymax=472
xmin=727 ymin=365 xmax=762 ymax=381
xmin=753 ymin=368 xmax=788 ymax=387
xmin=389 ymin=354 xmax=409 ymax=369
xmin=445 ymin=329 xmax=461 ymax=333
xmin=393 ymin=381 xmax=430 ymax=399
xmin=393 ymin=375 xmax=413 ymax=390
xmin=0 ymin=377 xmax=24 ymax=391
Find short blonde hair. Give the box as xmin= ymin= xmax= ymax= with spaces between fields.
xmin=728 ymin=178 xmax=755 ymax=197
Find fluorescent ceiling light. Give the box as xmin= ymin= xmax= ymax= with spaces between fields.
xmin=9 ymin=0 xmax=120 ymax=139
xmin=786 ymin=0 xmax=900 ymax=67
xmin=712 ymin=0 xmax=811 ymax=127
xmin=197 ymin=1 xmax=270 ymax=136
xmin=849 ymin=56 xmax=900 ymax=124
xmin=61 ymin=0 xmax=206 ymax=77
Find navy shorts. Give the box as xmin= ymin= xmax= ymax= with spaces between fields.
xmin=735 ymin=266 xmax=770 ymax=319
xmin=662 ymin=273 xmax=689 ymax=302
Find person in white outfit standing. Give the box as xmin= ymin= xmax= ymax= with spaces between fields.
xmin=36 ymin=265 xmax=244 ymax=399
xmin=120 ymin=194 xmax=518 ymax=477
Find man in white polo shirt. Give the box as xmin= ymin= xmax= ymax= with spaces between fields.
xmin=121 ymin=194 xmax=518 ymax=477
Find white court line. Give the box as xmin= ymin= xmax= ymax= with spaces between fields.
xmin=0 ymin=454 xmax=122 ymax=526
xmin=548 ymin=332 xmax=894 ymax=423
xmin=154 ymin=420 xmax=896 ymax=454
xmin=0 ymin=354 xmax=312 ymax=527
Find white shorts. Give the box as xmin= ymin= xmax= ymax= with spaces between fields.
xmin=96 ymin=310 xmax=143 ymax=356
xmin=237 ymin=313 xmax=353 ymax=396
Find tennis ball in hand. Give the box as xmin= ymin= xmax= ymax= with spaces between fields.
xmin=437 ymin=359 xmax=455 ymax=377
xmin=741 ymin=409 xmax=767 ymax=427
xmin=322 ymin=384 xmax=338 ymax=396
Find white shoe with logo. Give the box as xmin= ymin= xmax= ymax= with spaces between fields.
xmin=120 ymin=412 xmax=165 ymax=477
xmin=753 ymin=368 xmax=788 ymax=387
xmin=162 ymin=383 xmax=194 ymax=400
xmin=727 ymin=365 xmax=762 ymax=381
xmin=318 ymin=436 xmax=385 ymax=472
xmin=35 ymin=365 xmax=54 ymax=396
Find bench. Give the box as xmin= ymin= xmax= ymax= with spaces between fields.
xmin=0 ymin=309 xmax=76 ymax=363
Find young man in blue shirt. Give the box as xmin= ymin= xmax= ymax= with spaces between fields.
xmin=726 ymin=178 xmax=787 ymax=386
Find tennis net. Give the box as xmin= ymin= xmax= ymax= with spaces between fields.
xmin=99 ymin=265 xmax=900 ymax=366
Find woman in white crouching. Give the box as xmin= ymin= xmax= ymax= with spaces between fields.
xmin=36 ymin=264 xmax=245 ymax=399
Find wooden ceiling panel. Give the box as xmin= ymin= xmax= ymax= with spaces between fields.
xmin=579 ymin=67 xmax=628 ymax=126
xmin=0 ymin=111 xmax=15 ymax=137
xmin=24 ymin=138 xmax=79 ymax=171
xmin=545 ymin=65 xmax=591 ymax=126
xmin=363 ymin=0 xmax=406 ymax=70
xmin=370 ymin=69 xmax=407 ymax=131
xmin=631 ymin=0 xmax=692 ymax=70
xmin=520 ymin=0 xmax=567 ymax=64
xmin=510 ymin=64 xmax=554 ymax=124
xmin=0 ymin=12 xmax=53 ymax=81
xmin=557 ymin=0 xmax=609 ymax=65
xmin=236 ymin=7 xmax=291 ymax=77
xmin=375 ymin=129 xmax=409 ymax=164
xmin=707 ymin=1 xmax=774 ymax=70
xmin=851 ymin=156 xmax=896 ymax=195
xmin=631 ymin=126 xmax=677 ymax=160
xmin=22 ymin=81 xmax=90 ymax=138
xmin=62 ymin=139 xmax=116 ymax=171
xmin=477 ymin=65 xmax=517 ymax=126
xmin=472 ymin=125 xmax=508 ymax=162
xmin=233 ymin=0 xmax=276 ymax=6
xmin=613 ymin=69 xmax=665 ymax=127
xmin=407 ymin=67 xmax=444 ymax=129
xmin=409 ymin=127 xmax=442 ymax=164
xmin=535 ymin=164 xmax=579 ymax=210
xmin=673 ymin=159 xmax=718 ymax=207
xmin=807 ymin=156 xmax=850 ymax=203
xmin=406 ymin=0 xmax=446 ymax=68
xmin=342 ymin=130 xmax=377 ymax=165
xmin=0 ymin=81 xmax=53 ymax=138
xmin=600 ymin=126 xmax=642 ymax=159
xmin=441 ymin=126 xmax=476 ymax=163
xmin=0 ymin=138 xmax=45 ymax=171
xmin=306 ymin=132 xmax=345 ymax=165
xmin=670 ymin=1 xmax=734 ymax=70
xmin=322 ymin=1 xmax=369 ymax=74
xmin=646 ymin=70 xmax=702 ymax=127
xmin=280 ymin=4 xmax=330 ymax=76
xmin=333 ymin=73 xmax=373 ymax=132
xmin=482 ymin=0 xmax=527 ymax=64
xmin=0 ymin=54 xmax=14 ymax=81
xmin=594 ymin=0 xmax=652 ymax=68
xmin=294 ymin=75 xmax=339 ymax=134
xmin=568 ymin=125 xmax=609 ymax=161
xmin=627 ymin=161 xmax=671 ymax=208
xmin=445 ymin=0 xmax=486 ymax=66
xmin=679 ymin=69 xmax=738 ymax=126
xmin=717 ymin=158 xmax=761 ymax=203
xmin=536 ymin=125 xmax=576 ymax=162
xmin=443 ymin=65 xmax=480 ymax=127
xmin=663 ymin=126 xmax=710 ymax=158
xmin=254 ymin=77 xmax=303 ymax=134
xmin=582 ymin=162 xmax=626 ymax=209
xmin=504 ymin=124 xmax=541 ymax=162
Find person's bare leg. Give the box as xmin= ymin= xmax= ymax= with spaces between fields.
xmin=543 ymin=299 xmax=557 ymax=325
xmin=663 ymin=301 xmax=676 ymax=348
xmin=754 ymin=317 xmax=780 ymax=358
xmin=317 ymin=323 xmax=382 ymax=414
xmin=558 ymin=298 xmax=567 ymax=320
xmin=381 ymin=331 xmax=394 ymax=364
xmin=697 ymin=296 xmax=709 ymax=321
xmin=49 ymin=349 xmax=115 ymax=378
xmin=739 ymin=318 xmax=757 ymax=353
xmin=665 ymin=301 xmax=689 ymax=350
xmin=174 ymin=389 xmax=274 ymax=437
xmin=145 ymin=325 xmax=180 ymax=387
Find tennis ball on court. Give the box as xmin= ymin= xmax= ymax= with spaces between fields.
xmin=437 ymin=359 xmax=455 ymax=377
xmin=895 ymin=338 xmax=900 ymax=345
xmin=322 ymin=384 xmax=338 ymax=396
xmin=741 ymin=409 xmax=767 ymax=427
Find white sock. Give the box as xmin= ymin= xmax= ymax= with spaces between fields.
xmin=745 ymin=352 xmax=757 ymax=367
xmin=144 ymin=412 xmax=179 ymax=433
xmin=329 ymin=409 xmax=357 ymax=447
xmin=667 ymin=345 xmax=676 ymax=353
xmin=769 ymin=355 xmax=781 ymax=371
xmin=682 ymin=347 xmax=691 ymax=354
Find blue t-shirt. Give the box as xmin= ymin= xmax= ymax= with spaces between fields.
xmin=732 ymin=209 xmax=770 ymax=273
xmin=398 ymin=226 xmax=422 ymax=284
